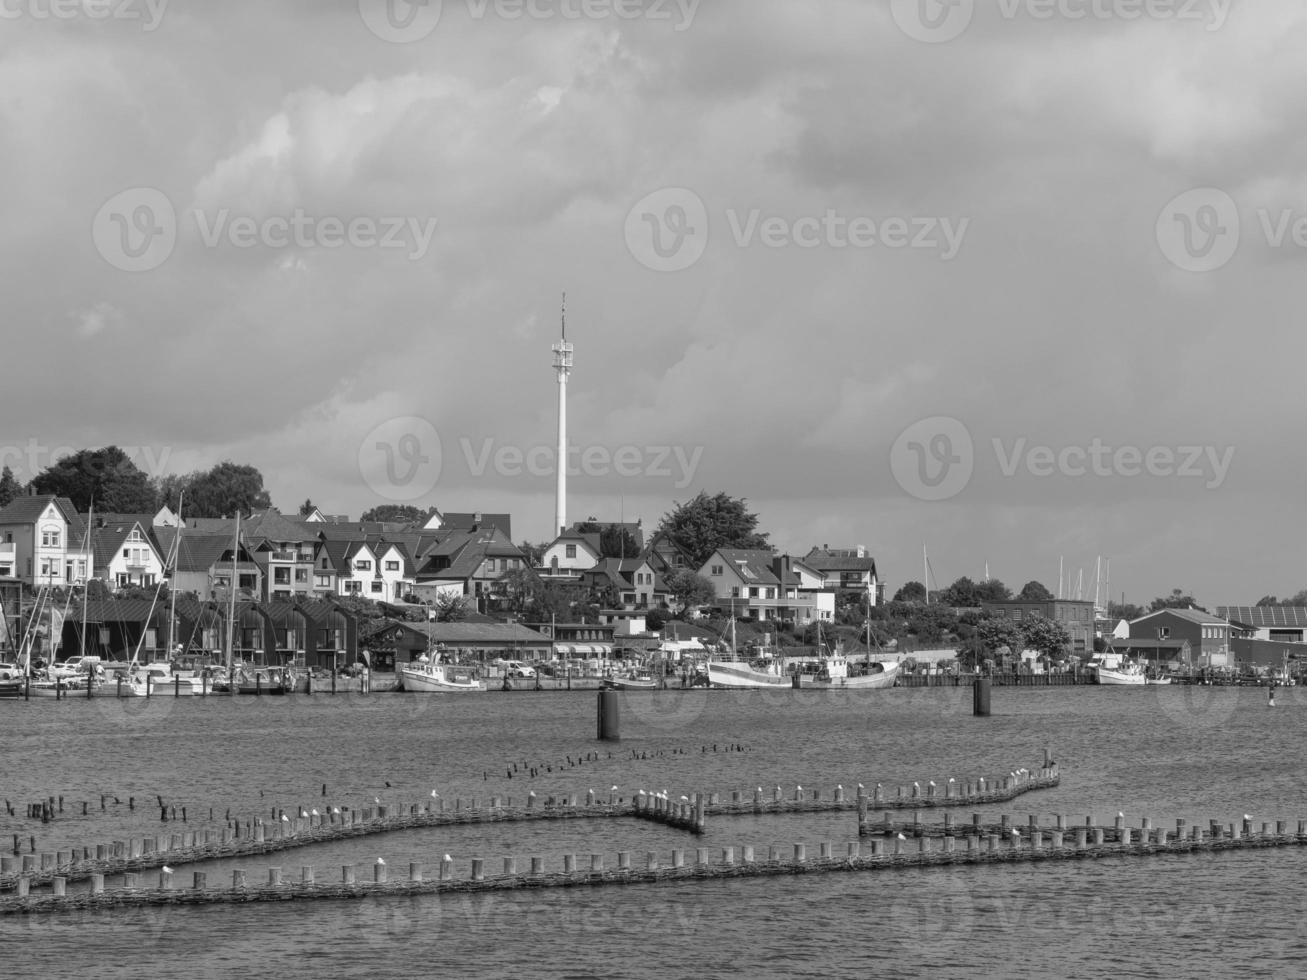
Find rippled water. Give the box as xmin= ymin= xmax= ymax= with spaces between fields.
xmin=3 ymin=683 xmax=1306 ymax=978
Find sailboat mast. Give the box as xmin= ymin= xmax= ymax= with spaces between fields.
xmin=226 ymin=512 xmax=240 ymax=677
xmin=80 ymin=503 xmax=91 ymax=661
xmin=166 ymin=492 xmax=183 ymax=659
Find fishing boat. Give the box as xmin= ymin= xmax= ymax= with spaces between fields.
xmin=602 ymin=669 xmax=658 ymax=690
xmin=798 ymin=652 xmax=900 ymax=690
xmin=398 ymin=655 xmax=486 ymax=693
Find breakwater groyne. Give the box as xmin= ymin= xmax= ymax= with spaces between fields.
xmin=1 ymin=759 xmax=1055 ymax=892
xmin=3 ymin=815 xmax=1303 ymax=914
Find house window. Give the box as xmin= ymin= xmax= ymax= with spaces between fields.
xmin=765 ymin=588 xmax=775 ymax=599
xmin=274 ymin=568 xmax=290 ymax=585
xmin=386 ymin=561 xmax=399 ymax=572
xmin=1157 ymin=627 xmax=1170 ymax=639
xmin=128 ymin=530 xmax=142 ymax=542
xmin=122 ymin=548 xmax=130 ymax=559
xmin=749 ymin=587 xmax=759 ymax=598
xmin=730 ymin=587 xmax=740 ymax=598
xmin=711 ymin=565 xmax=723 ymax=576
xmin=1012 ymin=609 xmax=1022 ymax=622
xmin=355 ymin=560 xmax=372 ymax=571
xmin=295 ymin=569 xmax=308 ymax=583
xmin=41 ymin=529 xmax=60 ymax=548
xmin=370 ymin=581 xmax=383 ymax=594
xmin=314 ymin=574 xmax=332 ymax=588
xmin=566 ymin=545 xmax=577 ymax=559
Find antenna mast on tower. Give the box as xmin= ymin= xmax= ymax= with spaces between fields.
xmin=552 ymin=293 xmax=574 ymax=537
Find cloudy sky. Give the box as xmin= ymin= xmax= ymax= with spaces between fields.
xmin=2 ymin=0 xmax=1301 ymax=605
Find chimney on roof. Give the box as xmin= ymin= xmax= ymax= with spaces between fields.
xmin=857 ymin=545 xmax=865 ymax=558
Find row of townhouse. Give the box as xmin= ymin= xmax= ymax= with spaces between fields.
xmin=0 ymin=497 xmax=530 ymax=607
xmin=536 ymin=522 xmax=880 ymax=625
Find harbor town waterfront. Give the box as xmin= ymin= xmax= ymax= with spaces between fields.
xmin=3 ymin=687 xmax=1307 ymax=978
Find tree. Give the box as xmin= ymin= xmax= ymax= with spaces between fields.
xmin=0 ymin=465 xmax=21 ymax=508
xmin=360 ymin=504 xmax=431 ymax=525
xmin=574 ymin=520 xmax=642 ymax=559
xmin=517 ymin=541 xmax=546 ymax=567
xmin=664 ymin=569 xmax=717 ymax=615
xmin=1255 ymin=595 xmax=1281 ymax=607
xmin=1021 ymin=614 xmax=1071 ymax=659
xmin=973 ymin=579 xmax=1012 ymax=603
xmin=432 ymin=592 xmax=471 ymax=622
xmin=1148 ymin=589 xmax=1197 ymax=613
xmin=1017 ymin=580 xmax=1055 ymax=601
xmin=893 ymin=581 xmax=927 ymax=603
xmin=32 ymin=447 xmax=157 ymax=513
xmin=165 ymin=462 xmax=273 ymax=518
xmin=938 ymin=577 xmax=980 ymax=607
xmin=657 ymin=491 xmax=770 ymax=569
xmin=298 ymin=499 xmax=316 ymax=517
xmin=645 ymin=608 xmax=668 ymax=632
xmin=498 ymin=567 xmax=542 ymax=614
xmin=524 ymin=583 xmax=582 ymax=623
xmin=1107 ymin=600 xmax=1143 ymax=621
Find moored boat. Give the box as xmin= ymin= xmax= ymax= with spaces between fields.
xmin=398 ymin=658 xmax=486 ymax=693
xmin=603 ymin=670 xmax=658 ymax=691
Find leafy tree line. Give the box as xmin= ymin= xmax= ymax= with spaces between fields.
xmin=3 ymin=447 xmax=275 ymax=519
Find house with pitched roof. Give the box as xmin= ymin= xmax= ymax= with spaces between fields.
xmin=92 ymin=520 xmax=167 ymax=588
xmin=0 ymin=495 xmax=94 ymax=587
xmin=410 ymin=525 xmax=529 ymax=606
xmin=802 ymin=546 xmax=880 ymax=604
xmin=541 ymin=527 xmax=602 ymax=579
xmin=698 ymin=549 xmax=832 ymax=623
xmin=155 ymin=527 xmax=262 ymax=599
xmin=239 ymin=510 xmax=320 ymax=601
xmin=1127 ymin=607 xmax=1232 ymax=668
xmin=579 ymin=557 xmax=665 ymax=609
xmin=426 ymin=511 xmax=512 ymax=538
xmin=325 ymin=539 xmax=417 ymax=601
xmin=639 ymin=530 xmax=696 ymax=576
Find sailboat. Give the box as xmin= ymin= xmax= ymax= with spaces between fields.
xmin=796 ymin=591 xmax=898 ymax=690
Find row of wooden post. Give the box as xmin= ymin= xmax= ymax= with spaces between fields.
xmin=13 ymin=817 xmax=1307 ymax=903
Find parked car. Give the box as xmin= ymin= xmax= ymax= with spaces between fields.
xmin=497 ymin=660 xmax=536 ymax=678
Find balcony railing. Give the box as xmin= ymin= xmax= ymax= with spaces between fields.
xmin=269 ymin=551 xmax=311 ymax=562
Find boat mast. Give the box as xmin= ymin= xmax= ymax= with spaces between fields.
xmin=226 ymin=512 xmax=240 ymax=678
xmin=167 ymin=492 xmax=183 ymax=660
xmin=80 ymin=503 xmax=91 ymax=662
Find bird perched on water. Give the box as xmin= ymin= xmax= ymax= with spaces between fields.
xmin=281 ymin=815 xmax=290 ymax=822
xmin=896 ymin=833 xmax=906 ymax=841
xmin=376 ymin=858 xmax=385 ymax=865
xmin=162 ymin=865 xmax=173 ymax=874
xmin=310 ymin=809 xmax=318 ymax=817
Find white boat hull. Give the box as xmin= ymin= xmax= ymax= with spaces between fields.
xmin=1095 ymin=667 xmax=1147 ymax=686
xmin=399 ymin=664 xmax=486 ymax=693
xmin=803 ymin=662 xmax=899 ymax=690
xmin=707 ymin=662 xmax=791 ymax=689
